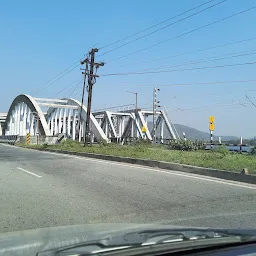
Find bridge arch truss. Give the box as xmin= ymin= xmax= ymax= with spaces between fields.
xmin=2 ymin=94 xmax=179 ymax=143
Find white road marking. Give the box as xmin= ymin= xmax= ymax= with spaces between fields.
xmin=35 ymin=151 xmax=256 ymax=190
xmin=16 ymin=167 xmax=42 ymax=178
xmin=7 ymin=144 xmax=256 ymax=190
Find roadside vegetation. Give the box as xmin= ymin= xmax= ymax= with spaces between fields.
xmin=20 ymin=139 xmax=256 ymax=174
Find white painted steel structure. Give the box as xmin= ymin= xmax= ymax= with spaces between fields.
xmin=0 ymin=113 xmax=7 ymax=135
xmin=2 ymin=94 xmax=178 ymax=143
xmin=93 ymin=107 xmax=179 ymax=143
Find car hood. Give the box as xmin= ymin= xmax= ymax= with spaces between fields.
xmin=1 ymin=223 xmax=256 ymax=256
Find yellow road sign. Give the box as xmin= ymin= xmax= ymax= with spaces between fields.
xmin=141 ymin=125 xmax=147 ymax=133
xmin=26 ymin=133 xmax=30 ymax=145
xmin=209 ymin=123 xmax=215 ymax=131
xmin=209 ymin=116 xmax=215 ymax=123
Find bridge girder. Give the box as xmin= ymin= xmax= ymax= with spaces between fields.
xmin=2 ymin=95 xmax=179 ymax=143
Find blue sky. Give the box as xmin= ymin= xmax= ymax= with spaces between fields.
xmin=1 ymin=0 xmax=256 ymax=137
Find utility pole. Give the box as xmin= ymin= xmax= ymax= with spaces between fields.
xmin=153 ymin=87 xmax=160 ymax=143
xmin=82 ymin=48 xmax=104 ymax=145
xmin=126 ymin=91 xmax=138 ymax=110
xmin=78 ymin=57 xmax=89 ymax=142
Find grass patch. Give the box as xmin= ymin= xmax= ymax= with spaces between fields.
xmin=21 ymin=140 xmax=256 ymax=174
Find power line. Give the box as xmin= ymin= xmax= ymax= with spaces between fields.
xmin=73 ymin=86 xmax=85 ymax=99
xmin=181 ymin=103 xmax=250 ymax=112
xmin=171 ymin=101 xmax=250 ymax=112
xmin=42 ymin=61 xmax=79 ymax=86
xmin=115 ymin=37 xmax=256 ymax=69
xmin=66 ymin=80 xmax=82 ymax=98
xmin=129 ymin=50 xmax=256 ymax=73
xmin=245 ymin=94 xmax=256 ymax=108
xmin=63 ymin=79 xmax=83 ymax=98
xmin=99 ymin=0 xmax=226 ymax=56
xmin=100 ymin=61 xmax=256 ymax=77
xmin=68 ymin=83 xmax=82 ymax=99
xmin=208 ymin=87 xmax=256 ymax=99
xmin=55 ymin=78 xmax=82 ymax=97
xmin=114 ymin=79 xmax=256 ymax=87
xmin=109 ymin=6 xmax=256 ymax=62
xmin=142 ymin=101 xmax=249 ymax=112
xmin=161 ymin=87 xmax=256 ymax=105
xmin=31 ymin=50 xmax=94 ymax=96
xmin=99 ymin=0 xmax=216 ymax=50
xmin=32 ymin=62 xmax=80 ymax=96
xmin=31 ymin=44 xmax=101 ymax=97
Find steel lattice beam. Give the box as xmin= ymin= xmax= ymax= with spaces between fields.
xmin=2 ymin=94 xmax=178 ymax=144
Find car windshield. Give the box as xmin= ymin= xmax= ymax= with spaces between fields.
xmin=0 ymin=0 xmax=256 ymax=238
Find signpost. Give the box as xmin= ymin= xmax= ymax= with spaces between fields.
xmin=141 ymin=125 xmax=147 ymax=133
xmin=141 ymin=125 xmax=147 ymax=139
xmin=209 ymin=116 xmax=215 ymax=149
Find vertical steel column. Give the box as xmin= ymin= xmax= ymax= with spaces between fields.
xmin=67 ymin=109 xmax=71 ymax=136
xmin=27 ymin=109 xmax=31 ymax=135
xmin=14 ymin=106 xmax=18 ymax=135
xmin=153 ymin=88 xmax=156 ymax=143
xmin=58 ymin=108 xmax=63 ymax=134
xmin=30 ymin=113 xmax=35 ymax=135
xmin=19 ymin=103 xmax=23 ymax=135
xmin=10 ymin=113 xmax=14 ymax=135
xmin=23 ymin=104 xmax=27 ymax=135
xmin=160 ymin=118 xmax=164 ymax=144
xmin=63 ymin=108 xmax=67 ymax=135
xmin=49 ymin=114 xmax=53 ymax=135
xmin=54 ymin=109 xmax=58 ymax=135
xmin=72 ymin=109 xmax=76 ymax=140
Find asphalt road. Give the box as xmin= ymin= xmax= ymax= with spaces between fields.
xmin=0 ymin=144 xmax=256 ymax=233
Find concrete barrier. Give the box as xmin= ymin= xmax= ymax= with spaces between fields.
xmin=19 ymin=136 xmax=58 ymax=145
xmin=24 ymin=147 xmax=256 ymax=185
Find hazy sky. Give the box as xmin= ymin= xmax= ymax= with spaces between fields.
xmin=1 ymin=0 xmax=256 ymax=137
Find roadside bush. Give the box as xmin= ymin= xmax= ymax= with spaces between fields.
xmin=169 ymin=139 xmax=203 ymax=151
xmin=194 ymin=140 xmax=206 ymax=150
xmin=251 ymin=146 xmax=256 ymax=155
xmin=99 ymin=139 xmax=108 ymax=146
xmin=215 ymin=145 xmax=229 ymax=158
xmin=60 ymin=139 xmax=80 ymax=148
xmin=133 ymin=138 xmax=152 ymax=147
xmin=42 ymin=143 xmax=48 ymax=148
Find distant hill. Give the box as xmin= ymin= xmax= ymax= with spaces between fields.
xmin=173 ymin=124 xmax=238 ymax=141
xmin=146 ymin=122 xmax=238 ymax=141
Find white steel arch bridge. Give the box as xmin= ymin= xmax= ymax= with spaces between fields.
xmin=0 ymin=94 xmax=179 ymax=144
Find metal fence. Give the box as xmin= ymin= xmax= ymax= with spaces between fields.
xmin=0 ymin=135 xmax=18 ymax=145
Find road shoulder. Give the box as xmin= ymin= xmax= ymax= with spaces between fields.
xmin=11 ymin=144 xmax=256 ymax=185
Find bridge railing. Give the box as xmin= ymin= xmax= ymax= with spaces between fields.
xmin=0 ymin=135 xmax=18 ymax=145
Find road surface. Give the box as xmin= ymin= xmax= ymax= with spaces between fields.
xmin=0 ymin=144 xmax=256 ymax=233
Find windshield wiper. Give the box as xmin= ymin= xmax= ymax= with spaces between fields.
xmin=38 ymin=228 xmax=256 ymax=256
